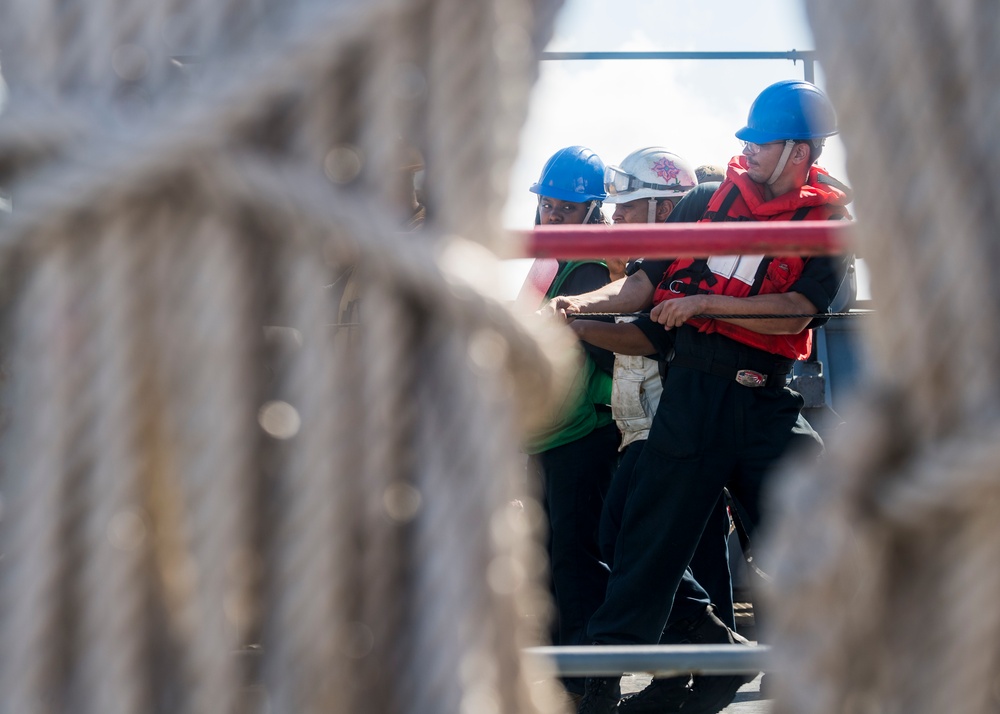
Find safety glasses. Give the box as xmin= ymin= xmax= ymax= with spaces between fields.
xmin=604 ymin=165 xmax=689 ymax=197
xmin=740 ymin=139 xmax=794 ymax=156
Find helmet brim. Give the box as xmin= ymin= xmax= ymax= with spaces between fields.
xmin=736 ymin=125 xmax=837 ymax=143
xmin=736 ymin=125 xmax=779 ymax=143
xmin=529 ymin=183 xmax=604 ymax=204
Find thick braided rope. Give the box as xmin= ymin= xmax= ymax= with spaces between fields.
xmin=0 ymin=2 xmax=569 ymax=713
xmin=184 ymin=153 xmax=570 ymax=428
xmin=357 ymin=282 xmax=417 ymax=714
xmin=157 ymin=214 xmax=256 ymax=714
xmin=0 ymin=1 xmax=382 ymax=249
xmin=76 ymin=222 xmax=152 ymax=714
xmin=321 ymin=266 xmax=372 ymax=712
xmin=53 ymin=238 xmax=107 ymax=714
xmin=259 ymin=248 xmax=346 ymax=714
xmin=358 ymin=0 xmax=417 ymax=213
xmin=0 ymin=0 xmax=326 ymax=92
xmin=0 ymin=158 xmax=563 ymax=406
xmin=764 ymin=3 xmax=1000 ymax=713
xmin=0 ymin=242 xmax=76 ymax=714
xmin=402 ymin=325 xmax=563 ymax=714
xmin=425 ymin=0 xmax=523 ymax=246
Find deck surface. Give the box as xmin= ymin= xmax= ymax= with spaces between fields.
xmin=621 ymin=671 xmax=770 ymax=713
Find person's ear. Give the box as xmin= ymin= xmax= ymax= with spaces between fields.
xmin=792 ymin=142 xmax=811 ymax=165
xmin=656 ymin=199 xmax=674 ymax=222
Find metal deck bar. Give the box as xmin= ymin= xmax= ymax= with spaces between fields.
xmin=524 ymin=644 xmax=771 ymax=678
xmin=541 ymin=50 xmax=817 ymax=82
xmin=542 ymin=50 xmax=817 ymax=62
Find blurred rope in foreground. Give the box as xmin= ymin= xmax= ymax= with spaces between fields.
xmin=764 ymin=2 xmax=1000 ymax=714
xmin=0 ymin=1 xmax=575 ymax=712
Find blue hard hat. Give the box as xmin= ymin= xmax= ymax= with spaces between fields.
xmin=529 ymin=146 xmax=607 ymax=203
xmin=736 ymin=80 xmax=838 ymax=144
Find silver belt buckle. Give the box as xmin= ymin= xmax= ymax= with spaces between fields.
xmin=735 ymin=369 xmax=766 ymax=388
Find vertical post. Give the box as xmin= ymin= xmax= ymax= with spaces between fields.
xmin=804 ymin=57 xmax=815 ymax=83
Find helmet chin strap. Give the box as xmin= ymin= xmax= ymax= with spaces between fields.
xmin=646 ymin=197 xmax=657 ymax=223
xmin=583 ymin=200 xmax=599 ymax=224
xmin=766 ymin=140 xmax=796 ymax=185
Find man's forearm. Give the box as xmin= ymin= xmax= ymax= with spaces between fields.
xmin=570 ymin=320 xmax=656 ymax=356
xmin=702 ymin=292 xmax=817 ymax=334
xmin=650 ymin=291 xmax=820 ymax=334
xmin=550 ymin=271 xmax=655 ymax=316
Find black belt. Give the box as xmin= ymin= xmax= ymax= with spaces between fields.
xmin=669 ymin=352 xmax=791 ymax=389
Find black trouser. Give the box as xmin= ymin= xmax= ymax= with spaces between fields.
xmin=599 ymin=439 xmax=735 ymax=629
xmin=588 ymin=330 xmax=822 ymax=645
xmin=533 ymin=421 xmax=620 ymax=694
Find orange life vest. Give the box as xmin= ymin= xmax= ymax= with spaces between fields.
xmin=651 ymin=157 xmax=851 ymax=360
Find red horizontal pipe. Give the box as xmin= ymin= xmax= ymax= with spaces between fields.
xmin=521 ymin=221 xmax=854 ymax=259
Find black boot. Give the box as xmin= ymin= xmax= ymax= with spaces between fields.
xmin=662 ymin=605 xmax=746 ymax=647
xmin=641 ymin=606 xmax=754 ymax=714
xmin=577 ymin=676 xmax=621 ymax=714
xmin=679 ymin=672 xmax=753 ymax=714
xmin=617 ymin=674 xmax=692 ymax=713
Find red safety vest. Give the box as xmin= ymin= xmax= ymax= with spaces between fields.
xmin=651 ymin=157 xmax=851 ymax=360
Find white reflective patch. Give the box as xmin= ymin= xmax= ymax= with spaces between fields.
xmin=733 ymin=255 xmax=767 ymax=285
xmin=707 ymin=255 xmax=739 ymax=278
xmin=707 ymin=254 xmax=768 ymax=286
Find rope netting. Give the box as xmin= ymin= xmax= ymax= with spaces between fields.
xmin=764 ymin=2 xmax=1000 ymax=713
xmin=0 ymin=1 xmax=580 ymax=712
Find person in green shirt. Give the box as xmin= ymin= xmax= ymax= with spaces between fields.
xmin=521 ymin=146 xmax=622 ymax=703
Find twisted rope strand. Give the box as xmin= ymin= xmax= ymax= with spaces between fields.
xmin=765 ymin=3 xmax=1000 ymax=714
xmin=0 ymin=244 xmax=75 ymax=714
xmin=263 ymin=251 xmax=345 ymax=714
xmin=78 ymin=224 xmax=151 ymax=714
xmin=164 ymin=215 xmax=255 ymax=714
xmin=0 ymin=1 xmax=566 ymax=713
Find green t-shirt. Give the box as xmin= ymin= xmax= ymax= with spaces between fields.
xmin=523 ymin=261 xmax=614 ymax=454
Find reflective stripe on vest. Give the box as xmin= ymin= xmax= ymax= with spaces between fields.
xmin=651 ymin=182 xmax=824 ymax=360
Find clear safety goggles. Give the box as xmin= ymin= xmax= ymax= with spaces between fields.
xmin=604 ymin=165 xmax=690 ymax=197
xmin=740 ymin=139 xmax=792 ymax=156
xmin=740 ymin=138 xmax=823 ymax=156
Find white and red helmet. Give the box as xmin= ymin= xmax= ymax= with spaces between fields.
xmin=603 ymin=147 xmax=697 ymax=204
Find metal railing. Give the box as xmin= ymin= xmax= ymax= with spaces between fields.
xmin=519 ymin=221 xmax=853 ymax=259
xmin=524 ymin=644 xmax=770 ymax=677
xmin=541 ymin=49 xmax=819 ymax=83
